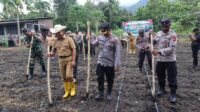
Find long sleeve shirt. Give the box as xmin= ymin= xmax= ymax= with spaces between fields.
xmin=24 ymin=35 xmax=42 ymax=50
xmin=154 ymin=30 xmax=177 ymax=62
xmin=90 ymin=34 xmax=96 ymax=44
xmin=136 ymin=33 xmax=151 ymax=50
xmin=93 ymin=34 xmax=121 ymax=67
xmin=75 ymin=34 xmax=82 ymax=44
xmin=191 ymin=33 xmax=200 ymax=45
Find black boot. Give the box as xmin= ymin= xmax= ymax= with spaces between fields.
xmin=169 ymin=88 xmax=177 ymax=104
xmin=107 ymin=94 xmax=112 ymax=101
xmin=106 ymin=79 xmax=114 ymax=101
xmin=156 ymin=87 xmax=166 ymax=97
xmin=95 ymin=92 xmax=104 ymax=101
xmin=139 ymin=67 xmax=142 ymax=73
xmin=95 ymin=81 xmax=104 ymax=101
xmin=28 ymin=68 xmax=34 ymax=80
xmin=28 ymin=74 xmax=33 ymax=80
xmin=41 ymin=66 xmax=46 ymax=77
xmin=169 ymin=94 xmax=176 ymax=104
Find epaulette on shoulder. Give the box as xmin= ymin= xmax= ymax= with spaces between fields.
xmin=112 ymin=34 xmax=119 ymax=40
xmin=169 ymin=29 xmax=176 ymax=33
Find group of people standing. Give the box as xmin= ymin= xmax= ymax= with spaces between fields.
xmin=123 ymin=18 xmax=178 ymax=103
xmin=21 ymin=18 xmax=200 ymax=104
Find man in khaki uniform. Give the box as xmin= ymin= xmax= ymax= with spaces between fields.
xmin=128 ymin=32 xmax=136 ymax=54
xmin=48 ymin=24 xmax=76 ymax=98
xmin=46 ymin=31 xmax=56 ymax=52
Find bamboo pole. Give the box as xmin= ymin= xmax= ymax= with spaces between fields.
xmin=151 ymin=34 xmax=156 ymax=96
xmin=47 ymin=45 xmax=52 ymax=104
xmin=127 ymin=37 xmax=129 ymax=54
xmin=82 ymin=34 xmax=86 ymax=61
xmin=26 ymin=36 xmax=33 ymax=76
xmin=17 ymin=5 xmax=21 ymax=46
xmin=86 ymin=20 xmax=91 ymax=97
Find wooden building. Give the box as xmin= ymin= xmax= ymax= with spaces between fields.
xmin=0 ymin=17 xmax=53 ymax=46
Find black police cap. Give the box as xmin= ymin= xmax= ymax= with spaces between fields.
xmin=22 ymin=28 xmax=31 ymax=34
xmin=160 ymin=18 xmax=171 ymax=26
xmin=99 ymin=22 xmax=111 ymax=30
xmin=138 ymin=29 xmax=144 ymax=33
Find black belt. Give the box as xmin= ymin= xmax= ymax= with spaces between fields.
xmin=59 ymin=56 xmax=71 ymax=58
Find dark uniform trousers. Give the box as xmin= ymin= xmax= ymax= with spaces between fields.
xmin=78 ymin=43 xmax=82 ymax=54
xmin=96 ymin=64 xmax=115 ymax=95
xmin=139 ymin=50 xmax=152 ymax=70
xmin=156 ymin=62 xmax=177 ymax=94
xmin=191 ymin=44 xmax=200 ymax=66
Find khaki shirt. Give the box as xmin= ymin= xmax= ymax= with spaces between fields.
xmin=129 ymin=35 xmax=135 ymax=48
xmin=54 ymin=36 xmax=76 ymax=61
xmin=46 ymin=36 xmax=56 ymax=46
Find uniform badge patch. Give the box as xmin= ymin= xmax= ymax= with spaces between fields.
xmin=172 ymin=35 xmax=177 ymax=41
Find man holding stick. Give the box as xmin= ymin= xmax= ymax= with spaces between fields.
xmin=48 ymin=24 xmax=76 ymax=98
xmin=93 ymin=22 xmax=121 ymax=101
xmin=22 ymin=28 xmax=46 ymax=80
xmin=152 ymin=18 xmax=178 ymax=103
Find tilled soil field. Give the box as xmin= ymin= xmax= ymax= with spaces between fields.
xmin=0 ymin=41 xmax=200 ymax=112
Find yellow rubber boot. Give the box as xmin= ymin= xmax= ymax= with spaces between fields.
xmin=70 ymin=81 xmax=76 ymax=97
xmin=63 ymin=81 xmax=70 ymax=98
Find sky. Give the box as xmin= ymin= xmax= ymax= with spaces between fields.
xmin=0 ymin=0 xmax=140 ymax=13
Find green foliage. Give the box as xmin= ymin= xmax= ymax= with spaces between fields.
xmin=0 ymin=0 xmax=22 ymax=19
xmin=171 ymin=22 xmax=184 ymax=32
xmin=134 ymin=0 xmax=200 ymax=33
xmin=54 ymin=0 xmax=76 ymax=17
xmin=112 ymin=29 xmax=123 ymax=37
xmin=53 ymin=0 xmax=134 ymax=32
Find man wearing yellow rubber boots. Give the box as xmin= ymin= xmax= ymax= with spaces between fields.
xmin=48 ymin=24 xmax=76 ymax=98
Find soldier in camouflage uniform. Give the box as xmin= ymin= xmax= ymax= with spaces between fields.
xmin=22 ymin=28 xmax=46 ymax=80
xmin=152 ymin=18 xmax=177 ymax=103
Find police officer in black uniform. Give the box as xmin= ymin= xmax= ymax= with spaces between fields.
xmin=152 ymin=19 xmax=178 ymax=103
xmin=189 ymin=28 xmax=200 ymax=70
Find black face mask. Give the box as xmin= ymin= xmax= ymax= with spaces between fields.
xmin=194 ymin=31 xmax=200 ymax=35
xmin=161 ymin=25 xmax=170 ymax=33
xmin=139 ymin=33 xmax=144 ymax=37
xmin=101 ymin=29 xmax=110 ymax=37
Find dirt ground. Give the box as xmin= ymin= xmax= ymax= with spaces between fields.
xmin=0 ymin=40 xmax=200 ymax=112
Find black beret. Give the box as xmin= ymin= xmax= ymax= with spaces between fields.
xmin=99 ymin=22 xmax=111 ymax=30
xmin=160 ymin=18 xmax=171 ymax=26
xmin=138 ymin=29 xmax=144 ymax=33
xmin=192 ymin=28 xmax=199 ymax=32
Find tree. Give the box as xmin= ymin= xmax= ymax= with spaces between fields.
xmin=67 ymin=5 xmax=88 ymax=31
xmin=29 ymin=0 xmax=52 ymax=17
xmin=0 ymin=0 xmax=23 ymax=19
xmin=134 ymin=0 xmax=200 ymax=32
xmin=54 ymin=0 xmax=76 ymax=17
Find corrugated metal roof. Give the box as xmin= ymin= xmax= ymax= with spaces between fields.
xmin=0 ymin=17 xmax=52 ymax=24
